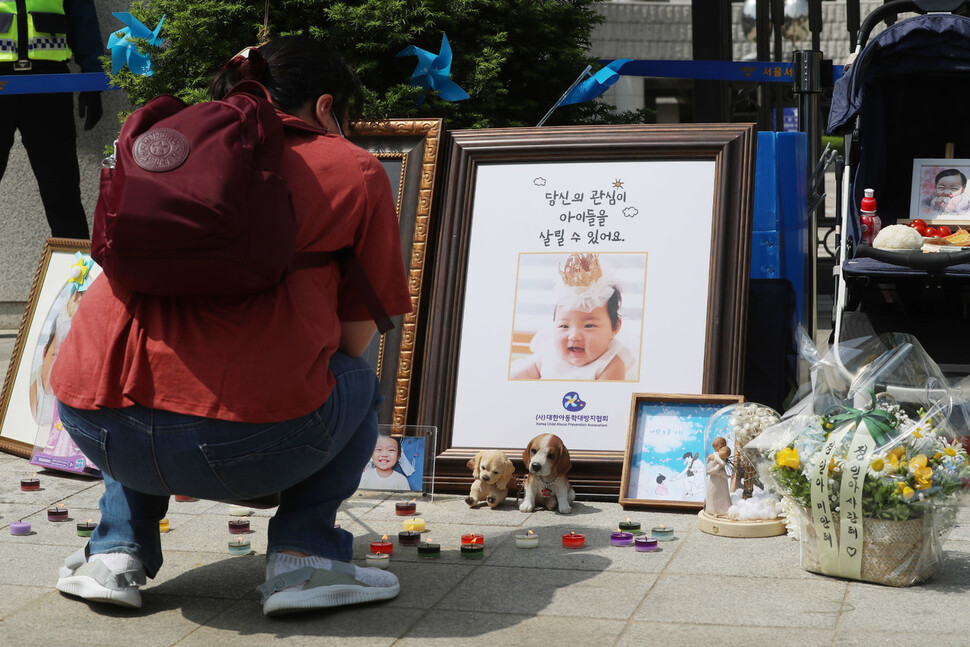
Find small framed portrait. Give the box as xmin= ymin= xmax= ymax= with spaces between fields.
xmin=910 ymin=159 xmax=970 ymax=220
xmin=619 ymin=393 xmax=744 ymax=510
xmin=356 ymin=425 xmax=436 ymax=494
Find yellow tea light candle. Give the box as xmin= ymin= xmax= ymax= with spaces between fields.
xmin=402 ymin=518 xmax=425 ymax=532
xmin=159 ymin=518 xmax=170 ymax=533
xmin=515 ymin=530 xmax=539 ymax=548
xmin=227 ymin=504 xmax=253 ymax=516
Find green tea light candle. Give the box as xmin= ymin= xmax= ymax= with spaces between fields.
xmin=76 ymin=519 xmax=97 ymax=537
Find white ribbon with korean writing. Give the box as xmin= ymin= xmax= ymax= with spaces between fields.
xmin=809 ymin=419 xmax=876 ymax=579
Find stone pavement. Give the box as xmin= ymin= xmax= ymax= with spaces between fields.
xmin=5 ymin=333 xmax=970 ymax=646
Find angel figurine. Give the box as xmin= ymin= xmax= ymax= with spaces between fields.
xmin=704 ymin=436 xmax=732 ymax=516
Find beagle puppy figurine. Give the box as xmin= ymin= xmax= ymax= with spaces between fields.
xmin=520 ymin=433 xmax=576 ymax=514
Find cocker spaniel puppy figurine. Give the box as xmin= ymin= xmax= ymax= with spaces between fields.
xmin=466 ymin=450 xmax=515 ymax=508
xmin=520 ymin=433 xmax=576 ymax=514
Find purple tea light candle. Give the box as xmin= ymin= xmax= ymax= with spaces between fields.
xmin=635 ymin=536 xmax=659 ymax=552
xmin=610 ymin=531 xmax=634 ymax=547
xmin=10 ymin=520 xmax=31 ymax=536
xmin=47 ymin=504 xmax=68 ymax=522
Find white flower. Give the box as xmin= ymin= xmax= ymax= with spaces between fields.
xmin=935 ymin=437 xmax=968 ymax=467
xmin=867 ymin=456 xmax=893 ymax=479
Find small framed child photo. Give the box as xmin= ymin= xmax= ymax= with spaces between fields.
xmin=910 ymin=159 xmax=970 ymax=220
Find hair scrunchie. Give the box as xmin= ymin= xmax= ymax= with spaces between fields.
xmin=221 ymin=46 xmax=268 ymax=81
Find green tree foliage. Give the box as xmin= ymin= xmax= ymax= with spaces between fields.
xmin=107 ymin=0 xmax=644 ymax=128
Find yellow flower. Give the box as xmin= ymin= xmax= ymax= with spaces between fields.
xmin=888 ymin=447 xmax=906 ymax=466
xmin=914 ymin=466 xmax=934 ymax=490
xmin=871 ymin=458 xmax=884 ymax=471
xmin=896 ymin=482 xmax=916 ymax=500
xmin=775 ymin=447 xmax=800 ymax=470
xmin=908 ymin=454 xmax=928 ymax=473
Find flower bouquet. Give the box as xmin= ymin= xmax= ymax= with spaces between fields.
xmin=744 ymin=333 xmax=970 ymax=586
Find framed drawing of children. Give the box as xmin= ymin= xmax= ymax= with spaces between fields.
xmin=416 ymin=124 xmax=756 ymax=494
xmin=910 ymin=159 xmax=970 ymax=220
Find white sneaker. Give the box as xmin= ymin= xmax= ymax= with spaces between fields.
xmin=56 ymin=548 xmax=146 ymax=609
xmin=259 ymin=556 xmax=399 ymax=615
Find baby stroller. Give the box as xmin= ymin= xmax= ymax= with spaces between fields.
xmin=828 ymin=0 xmax=970 ymax=376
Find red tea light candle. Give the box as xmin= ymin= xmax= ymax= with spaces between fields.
xmin=618 ymin=518 xmax=642 ymax=535
xmin=228 ymin=518 xmax=250 ymax=534
xmin=611 ymin=531 xmax=634 ymax=547
xmin=159 ymin=518 xmax=171 ymax=533
xmin=365 ymin=552 xmax=391 ymax=569
xmin=20 ymin=475 xmax=40 ymax=491
xmin=77 ymin=519 xmax=97 ymax=537
xmin=515 ymin=530 xmax=539 ymax=549
xmin=562 ymin=532 xmax=585 ymax=549
xmin=395 ymin=500 xmax=417 ymax=516
xmin=398 ymin=530 xmax=421 ymax=546
xmin=417 ymin=541 xmax=441 ymax=559
xmin=174 ymin=495 xmax=197 ymax=502
xmin=460 ymin=533 xmax=484 ymax=546
xmin=47 ymin=504 xmax=68 ymax=522
xmin=370 ymin=535 xmax=394 ymax=555
xmin=460 ymin=543 xmax=484 ymax=560
xmin=10 ymin=520 xmax=31 ymax=536
xmin=402 ymin=517 xmax=425 ymax=532
xmin=635 ymin=536 xmax=659 ymax=552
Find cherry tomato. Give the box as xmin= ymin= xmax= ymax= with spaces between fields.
xmin=911 ymin=223 xmax=927 ymax=236
xmin=926 ymin=227 xmax=938 ymax=237
xmin=911 ymin=219 xmax=927 ymax=228
xmin=938 ymin=225 xmax=953 ymax=237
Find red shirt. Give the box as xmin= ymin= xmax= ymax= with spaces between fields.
xmin=51 ymin=117 xmax=412 ymax=423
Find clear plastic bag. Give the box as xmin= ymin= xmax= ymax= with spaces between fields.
xmin=743 ymin=332 xmax=969 ymax=586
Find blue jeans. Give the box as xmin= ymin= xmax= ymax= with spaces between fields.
xmin=57 ymin=352 xmax=381 ymax=578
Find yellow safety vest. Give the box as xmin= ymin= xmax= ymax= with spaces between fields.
xmin=0 ymin=0 xmax=71 ymax=64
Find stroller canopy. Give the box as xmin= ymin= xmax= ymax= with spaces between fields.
xmin=829 ymin=13 xmax=970 ymax=134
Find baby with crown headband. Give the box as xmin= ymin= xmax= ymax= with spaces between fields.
xmin=511 ymin=253 xmax=635 ymax=381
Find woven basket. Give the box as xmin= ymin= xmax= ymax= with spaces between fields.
xmin=799 ymin=512 xmax=941 ymax=587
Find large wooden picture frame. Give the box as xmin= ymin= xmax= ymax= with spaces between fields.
xmin=619 ymin=393 xmax=744 ymax=510
xmin=0 ymin=239 xmax=98 ymax=458
xmin=415 ymin=124 xmax=756 ymax=494
xmin=350 ymin=119 xmax=443 ymax=427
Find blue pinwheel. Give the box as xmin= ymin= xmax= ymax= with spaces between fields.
xmin=560 ymin=59 xmax=632 ymax=106
xmin=396 ymin=33 xmax=470 ymax=106
xmin=107 ymin=12 xmax=165 ymax=77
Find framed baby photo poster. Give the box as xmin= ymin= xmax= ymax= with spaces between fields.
xmin=416 ymin=124 xmax=756 ymax=494
xmin=0 ymin=239 xmax=101 ymax=461
xmin=355 ymin=425 xmax=437 ymax=495
xmin=619 ymin=393 xmax=743 ymax=510
xmin=910 ymin=158 xmax=970 ymax=220
xmin=349 ymin=119 xmax=443 ymax=428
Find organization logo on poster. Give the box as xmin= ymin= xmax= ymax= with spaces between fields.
xmin=562 ymin=391 xmax=586 ymax=412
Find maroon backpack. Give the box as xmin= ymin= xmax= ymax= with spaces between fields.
xmin=92 ymin=81 xmax=392 ymax=331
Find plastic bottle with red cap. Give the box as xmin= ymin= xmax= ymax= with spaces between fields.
xmin=860 ymin=188 xmax=881 ymax=245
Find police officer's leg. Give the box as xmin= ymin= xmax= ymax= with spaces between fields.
xmin=19 ymin=92 xmax=89 ymax=238
xmin=0 ymin=94 xmax=21 ymax=180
